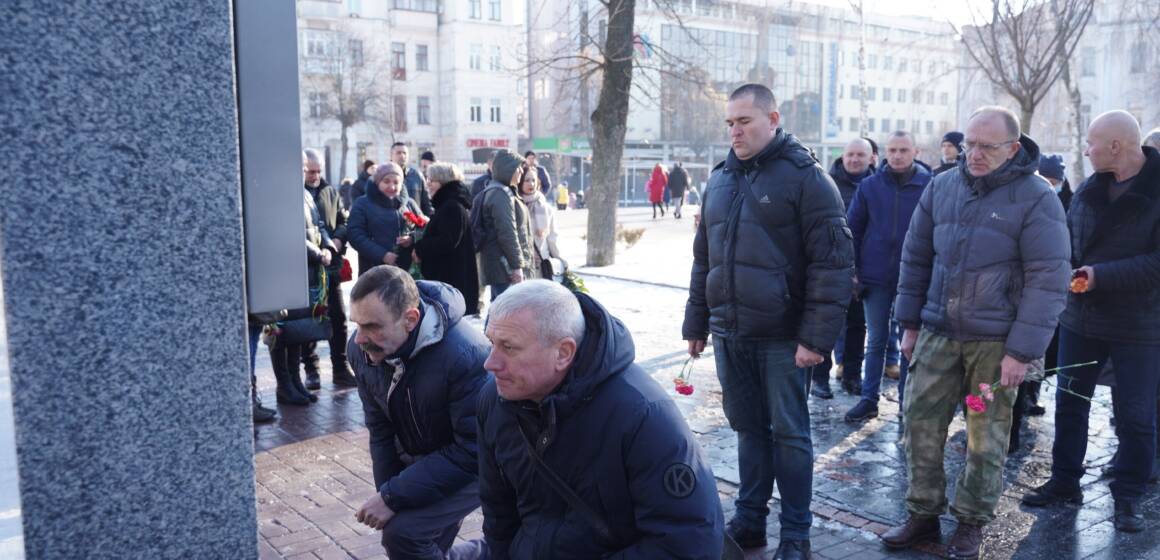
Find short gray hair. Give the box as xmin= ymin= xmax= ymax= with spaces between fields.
xmin=968 ymin=106 xmax=1021 ymax=139
xmin=303 ymin=148 xmax=324 ymax=167
xmin=426 ymin=162 xmax=464 ymax=185
xmin=489 ymin=280 xmax=585 ymax=347
xmin=1144 ymin=127 xmax=1160 ymax=150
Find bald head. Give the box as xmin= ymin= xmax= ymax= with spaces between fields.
xmin=842 ymin=138 xmax=873 ymax=175
xmin=1085 ymin=110 xmax=1146 ymax=177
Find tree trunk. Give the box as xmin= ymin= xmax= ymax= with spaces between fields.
xmin=586 ymin=0 xmax=636 ymax=267
xmin=1020 ymin=104 xmax=1035 ymax=137
xmin=339 ymin=124 xmax=349 ymax=185
xmin=1053 ymin=15 xmax=1087 ymax=188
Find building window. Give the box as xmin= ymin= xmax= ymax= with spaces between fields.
xmin=898 ymin=58 xmax=907 ymax=73
xmin=416 ymin=45 xmax=429 ymax=72
xmin=912 ymin=88 xmax=921 ymax=103
xmin=469 ymin=0 xmax=481 ymax=19
xmin=926 ymin=121 xmax=934 ymax=135
xmin=393 ymin=96 xmax=408 ymax=132
xmin=928 ymin=60 xmax=937 ymax=75
xmin=1080 ymin=47 xmax=1095 ymax=77
xmin=305 ymin=30 xmax=332 ymax=58
xmin=417 ymin=96 xmax=431 ymax=125
xmin=896 ymin=119 xmax=905 ymax=131
xmin=470 ymin=98 xmax=482 ymax=122
xmin=1130 ymin=42 xmax=1147 ymax=74
xmin=868 ymin=54 xmax=877 ymax=69
xmin=308 ymin=92 xmax=326 ymax=118
xmin=488 ymin=0 xmax=501 ymax=21
xmin=911 ymin=119 xmax=920 ymax=132
xmin=469 ymin=44 xmax=482 ymax=70
xmin=848 ymin=117 xmax=858 ymax=131
xmin=883 ymin=55 xmax=893 ymax=70
xmin=868 ymin=118 xmax=876 ymax=132
xmin=867 ymin=86 xmax=876 ymax=101
xmin=391 ymin=42 xmax=406 ymax=79
xmin=489 ymin=98 xmax=502 ymax=123
xmin=939 ymin=92 xmax=948 ymax=105
xmin=926 ymin=91 xmax=934 ymax=105
xmin=850 ymin=85 xmax=860 ymax=99
xmin=349 ymin=39 xmax=364 ymax=67
xmin=898 ymin=89 xmax=906 ymax=103
xmin=883 ymin=87 xmax=892 ymax=102
xmin=881 ymin=118 xmax=890 ymax=132
xmin=913 ymin=59 xmax=921 ymax=73
xmin=488 ymin=45 xmax=501 ymax=71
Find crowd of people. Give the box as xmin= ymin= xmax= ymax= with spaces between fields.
xmin=243 ymin=81 xmax=1160 ymax=559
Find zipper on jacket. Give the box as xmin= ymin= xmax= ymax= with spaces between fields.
xmin=407 ymin=387 xmax=425 ymax=441
xmin=889 ymin=184 xmax=901 ymax=263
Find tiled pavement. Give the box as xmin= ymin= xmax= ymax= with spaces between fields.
xmin=252 ymin=211 xmax=1160 ymax=559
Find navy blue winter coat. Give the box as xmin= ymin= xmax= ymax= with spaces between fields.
xmin=847 ymin=163 xmax=931 ymax=290
xmin=478 ymin=293 xmax=724 ymax=559
xmin=347 ymin=183 xmax=423 ymax=276
xmin=346 ymin=281 xmax=491 ymax=512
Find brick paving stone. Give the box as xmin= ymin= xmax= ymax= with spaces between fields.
xmin=312 ymin=545 xmax=354 ymax=560
xmin=284 ymin=554 xmax=318 ymax=560
xmin=336 ymin=532 xmax=382 ymax=551
xmin=347 ymin=543 xmax=387 ymax=560
xmin=267 ymin=528 xmax=325 ymax=550
xmin=277 ymin=536 xmax=333 ymax=556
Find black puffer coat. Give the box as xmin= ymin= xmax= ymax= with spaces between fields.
xmin=415 ymin=181 xmax=480 ymax=315
xmin=828 ymin=159 xmax=873 ymax=210
xmin=1060 ymin=146 xmax=1160 ymax=344
xmin=683 ymin=130 xmax=854 ymax=353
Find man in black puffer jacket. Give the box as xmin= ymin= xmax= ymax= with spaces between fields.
xmin=475 ymin=280 xmax=724 ymax=560
xmin=1023 ymin=111 xmax=1160 ymax=534
xmin=683 ymin=83 xmax=854 ymax=560
xmin=346 ymin=266 xmax=490 ymax=558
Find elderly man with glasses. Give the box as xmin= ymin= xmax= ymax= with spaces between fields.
xmin=881 ymin=106 xmax=1070 ymax=560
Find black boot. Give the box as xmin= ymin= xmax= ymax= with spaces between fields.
xmin=301 ymin=341 xmax=321 ymax=390
xmin=251 ymin=372 xmax=277 ymax=423
xmin=326 ymin=284 xmax=356 ymax=388
xmin=332 ymin=360 xmax=358 ymax=387
xmin=286 ymin=344 xmax=318 ymax=403
xmin=271 ymin=344 xmax=310 ymax=406
xmin=1025 ymin=380 xmax=1045 ymax=415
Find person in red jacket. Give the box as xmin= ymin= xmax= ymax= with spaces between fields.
xmin=647 ymin=163 xmax=668 ymax=218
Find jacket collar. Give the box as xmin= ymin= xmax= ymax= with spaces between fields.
xmin=1078 ymin=146 xmax=1160 ymax=253
xmin=962 ymin=134 xmax=1041 ymax=194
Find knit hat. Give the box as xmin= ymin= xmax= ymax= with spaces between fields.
xmin=941 ymin=131 xmax=964 ymax=149
xmin=1038 ymin=154 xmax=1066 ymax=181
xmin=371 ymin=162 xmax=403 ymax=185
xmin=420 ymin=151 xmax=436 ymax=163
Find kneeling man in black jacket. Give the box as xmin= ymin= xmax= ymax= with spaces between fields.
xmin=347 ymin=265 xmax=491 ymax=559
xmin=474 ymin=280 xmax=724 ymax=559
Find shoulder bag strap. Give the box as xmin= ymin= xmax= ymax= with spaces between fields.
xmin=516 ymin=426 xmax=616 ymax=543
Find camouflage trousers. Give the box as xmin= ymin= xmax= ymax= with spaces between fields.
xmin=903 ymin=329 xmax=1016 ymax=526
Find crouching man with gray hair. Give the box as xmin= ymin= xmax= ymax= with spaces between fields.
xmin=473 ymin=280 xmax=724 ymax=559
xmin=348 ymin=265 xmax=491 ymax=559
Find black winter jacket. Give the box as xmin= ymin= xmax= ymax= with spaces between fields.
xmin=828 ymin=159 xmax=873 ymax=210
xmin=347 ymin=281 xmax=491 ymax=512
xmin=683 ymin=130 xmax=855 ymax=353
xmin=478 ymin=293 xmax=724 ymax=560
xmin=415 ymin=182 xmax=480 ymax=315
xmin=1060 ymin=146 xmax=1160 ymax=344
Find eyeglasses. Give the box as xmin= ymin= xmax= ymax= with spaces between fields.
xmin=963 ymin=140 xmax=1017 ymax=154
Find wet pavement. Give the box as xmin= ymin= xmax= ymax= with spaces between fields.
xmin=252 ymin=207 xmax=1160 ymax=559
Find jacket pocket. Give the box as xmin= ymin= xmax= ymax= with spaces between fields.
xmin=971 ymin=268 xmax=1016 ymax=321
xmin=829 ymin=224 xmax=855 ymax=268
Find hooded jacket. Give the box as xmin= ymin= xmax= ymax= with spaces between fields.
xmin=478 ymin=293 xmax=724 ymax=559
xmin=894 ymin=135 xmax=1070 ymax=361
xmin=683 ymin=129 xmax=854 ymax=353
xmin=346 ymin=281 xmax=491 ymax=512
xmin=347 ymin=181 xmax=423 ymax=276
xmin=647 ymin=166 xmax=668 ymax=203
xmin=415 ymin=181 xmax=480 ymax=315
xmin=1061 ymin=146 xmax=1160 ymax=344
xmin=478 ymin=151 xmax=535 ymax=285
xmin=847 ymin=162 xmax=932 ymax=289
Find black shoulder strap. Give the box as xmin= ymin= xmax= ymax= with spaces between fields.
xmin=736 ymin=169 xmax=781 ymax=246
xmin=517 ymin=425 xmax=616 ymax=543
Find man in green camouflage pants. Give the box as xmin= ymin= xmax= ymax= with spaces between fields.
xmin=882 ymin=107 xmax=1070 ymax=560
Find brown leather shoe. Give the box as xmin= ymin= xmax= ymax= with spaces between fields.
xmin=881 ymin=516 xmax=940 ymax=550
xmin=946 ymin=523 xmax=983 ymax=560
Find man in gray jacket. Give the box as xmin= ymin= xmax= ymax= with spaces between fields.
xmin=477 ymin=150 xmax=535 ymax=301
xmin=882 ymin=107 xmax=1070 ymax=560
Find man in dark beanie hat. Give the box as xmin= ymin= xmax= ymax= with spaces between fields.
xmin=934 ymin=131 xmax=964 ymax=176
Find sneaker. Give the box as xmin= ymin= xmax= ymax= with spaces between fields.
xmin=304 ymin=371 xmax=321 ymax=391
xmin=1021 ymin=479 xmax=1083 ymax=507
xmin=844 ymin=399 xmax=879 ymax=422
xmin=773 ymin=539 xmax=810 ymax=559
xmin=884 ymin=364 xmax=901 ymax=380
xmin=725 ymin=517 xmax=767 ymax=549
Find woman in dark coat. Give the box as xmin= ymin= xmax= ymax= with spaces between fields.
xmin=414 ymin=163 xmax=480 ymax=315
xmin=348 ymin=162 xmax=425 ymax=277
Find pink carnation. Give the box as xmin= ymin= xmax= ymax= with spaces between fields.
xmin=965 ymin=394 xmax=987 ymax=413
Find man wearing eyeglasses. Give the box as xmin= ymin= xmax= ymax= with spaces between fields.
xmin=883 ymin=106 xmax=1070 ymax=560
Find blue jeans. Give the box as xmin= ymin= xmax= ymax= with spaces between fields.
xmin=713 ymin=336 xmax=813 ymax=540
xmin=887 ymin=319 xmax=901 ymax=366
xmin=861 ymin=285 xmax=909 ymax=404
xmin=489 ymin=283 xmax=510 ymax=302
xmin=1052 ymin=327 xmax=1160 ymax=500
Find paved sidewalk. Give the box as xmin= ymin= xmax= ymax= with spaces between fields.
xmin=253 ymin=207 xmax=1160 ymax=559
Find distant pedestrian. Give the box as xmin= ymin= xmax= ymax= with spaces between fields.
xmin=347 ymin=162 xmax=424 ymax=278
xmin=419 ymin=150 xmax=436 ymax=177
xmin=1022 ymin=110 xmax=1160 ymax=534
xmin=934 ymin=131 xmax=964 ymax=176
xmin=392 ymin=142 xmax=434 ymax=215
xmin=414 ymin=163 xmax=480 ymax=316
xmin=668 ymin=161 xmax=690 ymax=219
xmin=474 ymin=280 xmax=724 ymax=559
xmin=524 ymin=150 xmax=553 ymax=198
xmin=350 ymin=159 xmax=377 ymax=208
xmin=684 ymin=83 xmax=853 ymax=559
xmin=347 ymin=266 xmax=490 ymax=558
xmin=518 ymin=163 xmax=561 ymax=279
xmin=885 ymin=106 xmax=1069 ymax=559
xmin=477 ymin=150 xmax=535 ymax=301
xmin=555 ymin=182 xmax=570 ymax=210
xmin=1038 ymin=153 xmax=1072 ymax=212
xmin=647 ymin=163 xmax=668 ymax=218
